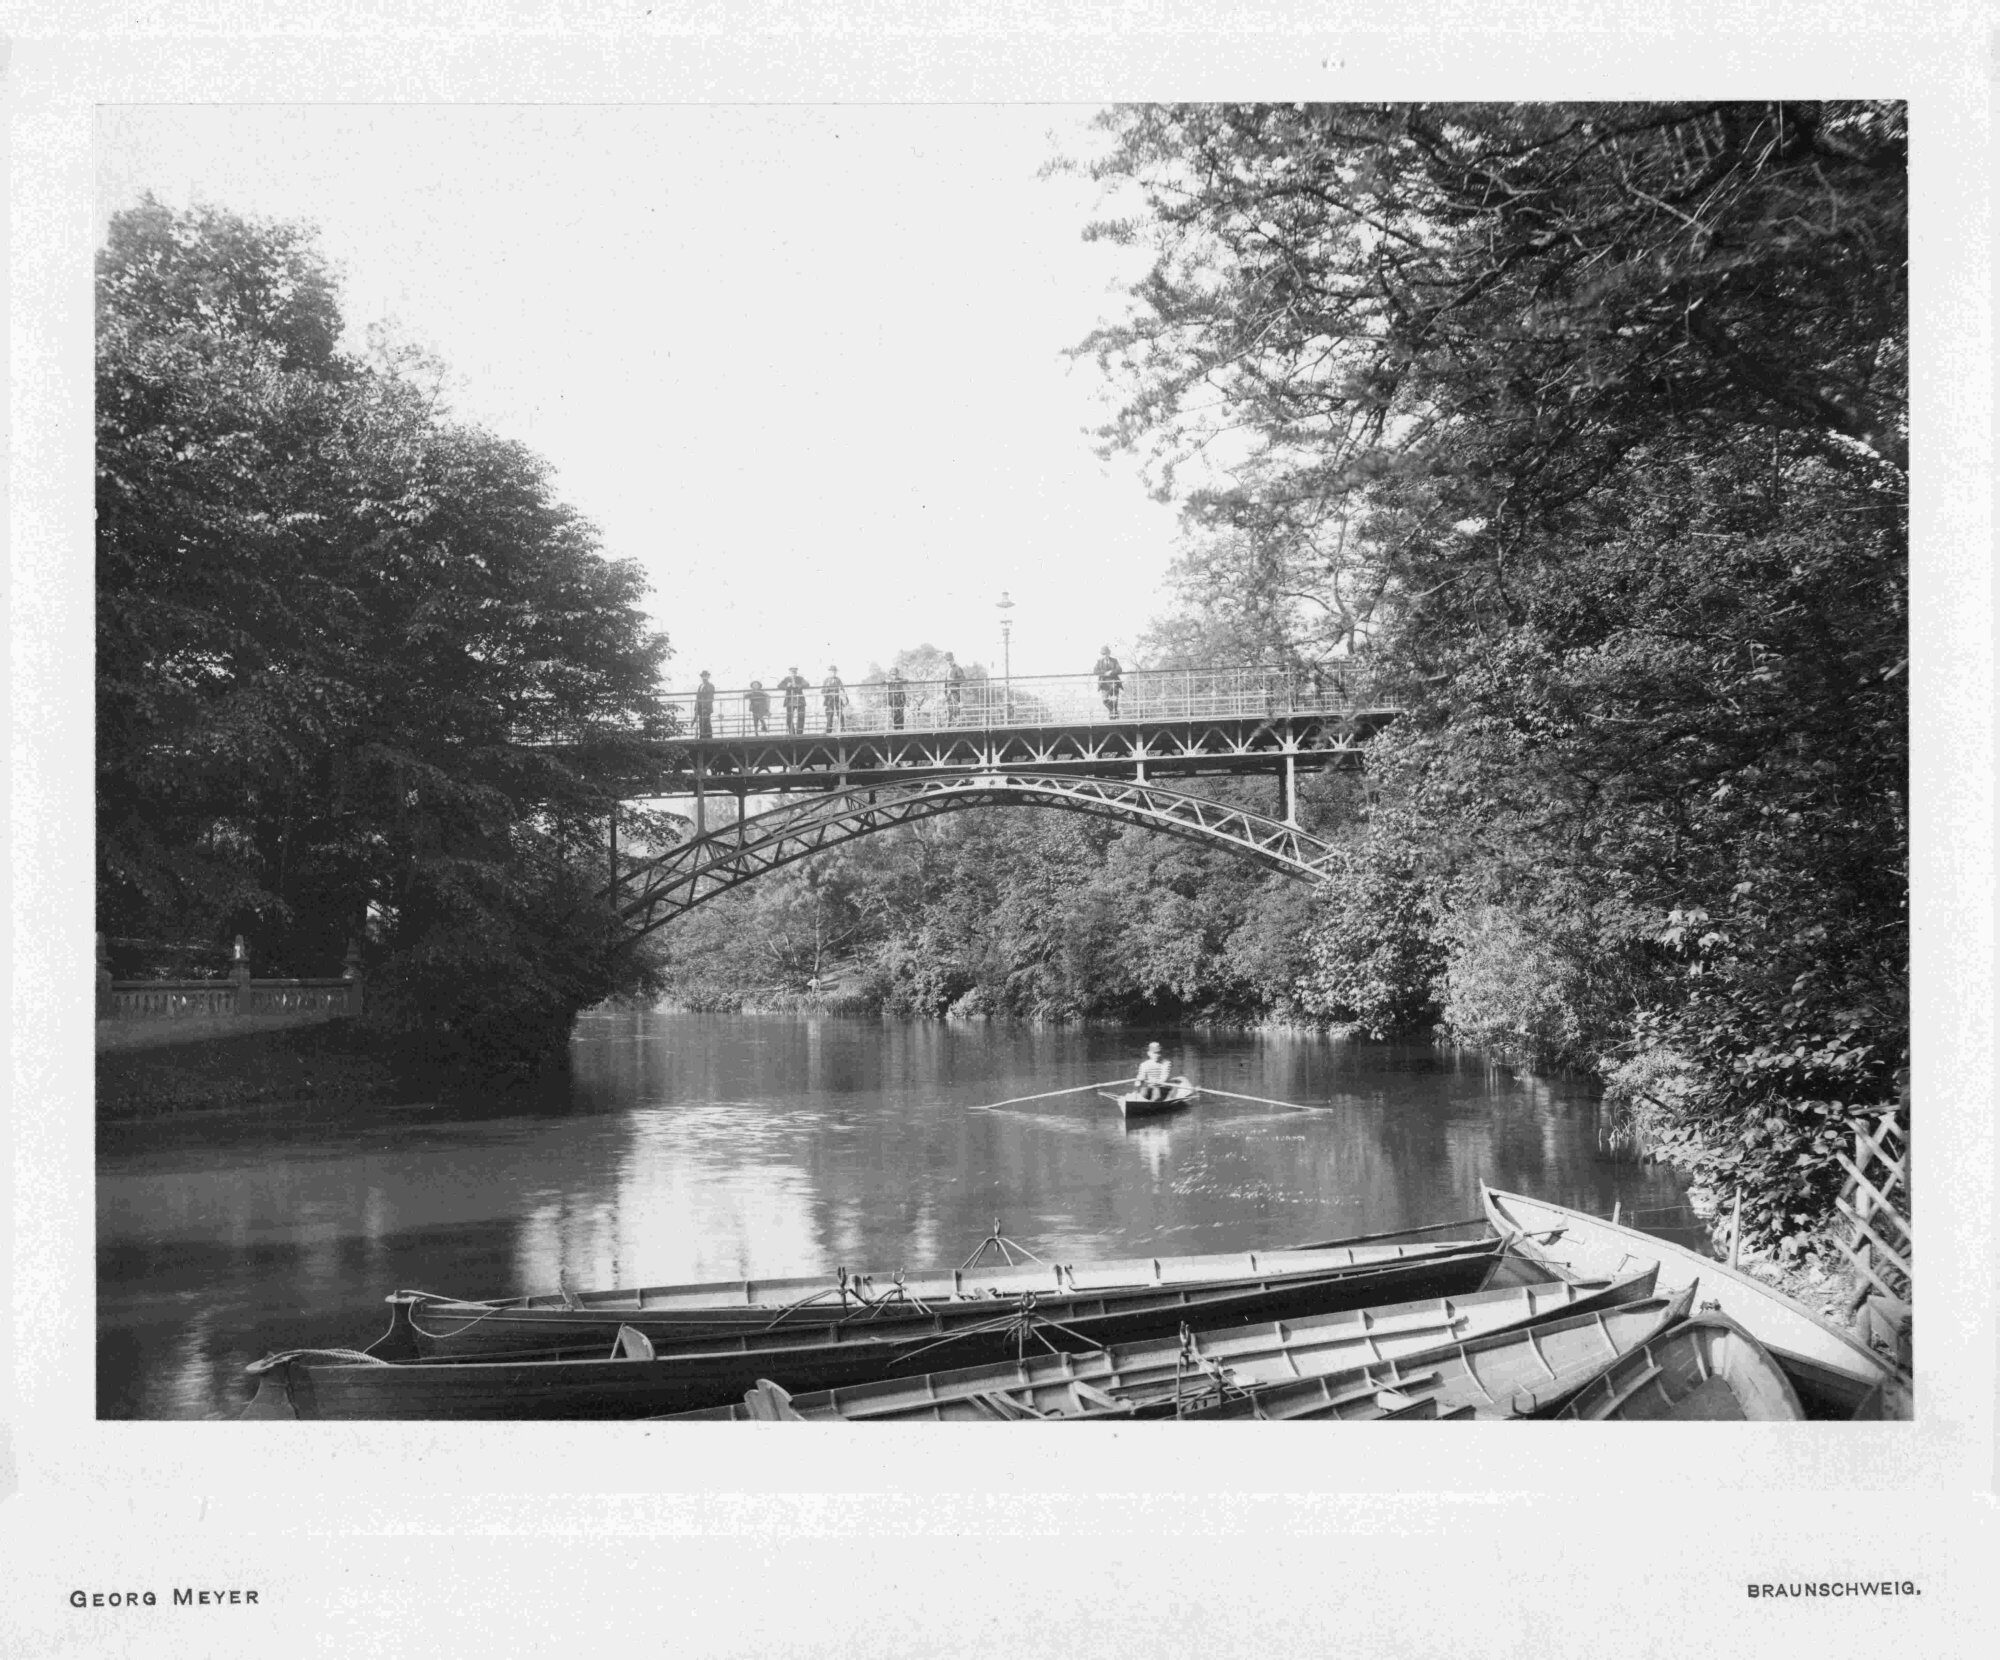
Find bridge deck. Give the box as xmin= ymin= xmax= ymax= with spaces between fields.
xmin=607 ymin=666 xmax=1390 ymax=798
xmin=617 ymin=711 xmax=1392 ymax=797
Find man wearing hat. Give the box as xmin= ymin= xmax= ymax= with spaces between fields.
xmin=778 ymin=666 xmax=809 ymax=734
xmin=1133 ymin=1042 xmax=1173 ymax=1103
xmin=822 ymin=666 xmax=846 ymax=733
xmin=1094 ymin=646 xmax=1123 ymax=717
xmin=693 ymin=670 xmax=716 ymax=740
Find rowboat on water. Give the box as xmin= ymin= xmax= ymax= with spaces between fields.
xmin=1174 ymin=1283 xmax=1699 ymax=1422
xmin=1555 ymin=1314 xmax=1805 ymax=1421
xmin=239 ymin=1237 xmax=1521 ymax=1420
xmin=367 ymin=1234 xmax=1504 ymax=1362
xmin=1480 ymin=1185 xmax=1910 ymax=1420
xmin=1099 ymin=1077 xmax=1197 ymax=1118
xmin=664 ymin=1264 xmax=1661 ymax=1422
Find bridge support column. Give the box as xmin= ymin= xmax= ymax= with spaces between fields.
xmin=694 ymin=758 xmax=706 ymax=835
xmin=1282 ymin=751 xmax=1298 ymax=828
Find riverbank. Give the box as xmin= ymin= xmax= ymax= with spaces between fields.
xmin=1681 ymin=1183 xmax=1912 ymax=1370
xmin=95 ymin=1018 xmax=409 ymax=1123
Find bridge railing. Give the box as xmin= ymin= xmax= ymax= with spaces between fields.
xmin=667 ymin=665 xmax=1376 ymax=742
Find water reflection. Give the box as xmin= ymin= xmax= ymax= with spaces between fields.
xmin=97 ymin=1010 xmax=1692 ymax=1418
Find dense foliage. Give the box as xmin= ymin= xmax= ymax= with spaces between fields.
xmin=1063 ymin=102 xmax=1907 ymax=1246
xmin=97 ymin=199 xmax=675 ymax=1085
xmin=650 ymin=770 xmax=1352 ymax=1026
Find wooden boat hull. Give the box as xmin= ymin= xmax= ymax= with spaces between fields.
xmin=1556 ymin=1314 xmax=1806 ymax=1421
xmin=1480 ymin=1186 xmax=1909 ymax=1418
xmin=1177 ymin=1284 xmax=1698 ymax=1421
xmin=1100 ymin=1078 xmax=1197 ymax=1118
xmin=373 ymin=1237 xmax=1499 ymax=1361
xmin=666 ymin=1264 xmax=1661 ymax=1422
xmin=241 ymin=1241 xmax=1519 ymax=1420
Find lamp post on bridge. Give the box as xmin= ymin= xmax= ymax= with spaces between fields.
xmin=997 ymin=590 xmax=1015 ymax=722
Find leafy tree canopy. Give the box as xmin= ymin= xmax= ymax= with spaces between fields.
xmin=1069 ymin=103 xmax=1907 ymax=1247
xmin=97 ymin=197 xmax=675 ymax=1084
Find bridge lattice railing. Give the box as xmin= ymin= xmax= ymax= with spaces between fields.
xmin=657 ymin=664 xmax=1377 ymax=743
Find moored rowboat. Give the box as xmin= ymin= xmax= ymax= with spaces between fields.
xmin=1555 ymin=1314 xmax=1805 ymax=1421
xmin=240 ymin=1238 xmax=1520 ymax=1420
xmin=369 ymin=1234 xmax=1500 ymax=1361
xmin=665 ymin=1264 xmax=1661 ymax=1422
xmin=1174 ymin=1283 xmax=1698 ymax=1421
xmin=1480 ymin=1185 xmax=1909 ymax=1419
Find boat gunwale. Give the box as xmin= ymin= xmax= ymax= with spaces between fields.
xmin=1481 ymin=1185 xmax=1904 ymax=1387
xmin=653 ymin=1264 xmax=1663 ymax=1423
xmin=390 ymin=1235 xmax=1492 ymax=1320
xmin=1554 ymin=1312 xmax=1808 ymax=1422
xmin=262 ymin=1244 xmax=1520 ymax=1394
xmin=1176 ymin=1281 xmax=1697 ymax=1423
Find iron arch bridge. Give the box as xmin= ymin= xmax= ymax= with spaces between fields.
xmin=612 ymin=772 xmax=1340 ymax=940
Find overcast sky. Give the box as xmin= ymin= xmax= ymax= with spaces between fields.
xmin=96 ymin=103 xmax=1181 ymax=690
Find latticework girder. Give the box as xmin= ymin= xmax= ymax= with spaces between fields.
xmin=574 ymin=709 xmax=1396 ymax=799
xmin=613 ymin=772 xmax=1340 ymax=939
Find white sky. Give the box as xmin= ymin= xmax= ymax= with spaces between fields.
xmin=95 ymin=104 xmax=1180 ymax=691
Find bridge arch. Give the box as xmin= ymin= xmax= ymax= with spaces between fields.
xmin=613 ymin=772 xmax=1338 ymax=939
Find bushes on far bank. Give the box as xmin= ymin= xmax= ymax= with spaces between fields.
xmin=96 ymin=1019 xmax=407 ymax=1121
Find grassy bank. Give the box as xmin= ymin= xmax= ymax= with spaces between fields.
xmin=95 ymin=1018 xmax=410 ymax=1122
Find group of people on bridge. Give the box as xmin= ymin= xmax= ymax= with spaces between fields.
xmin=688 ymin=649 xmax=1127 ymax=739
xmin=702 ymin=660 xmax=973 ymax=738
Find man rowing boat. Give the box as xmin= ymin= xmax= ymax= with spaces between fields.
xmin=1134 ymin=1042 xmax=1174 ymax=1103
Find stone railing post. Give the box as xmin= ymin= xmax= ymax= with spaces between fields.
xmin=231 ymin=934 xmax=251 ymax=1014
xmin=343 ymin=937 xmax=365 ymax=1017
xmin=96 ymin=931 xmax=114 ymax=1018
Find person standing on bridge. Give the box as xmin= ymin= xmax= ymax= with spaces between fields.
xmin=1094 ymin=646 xmax=1123 ymax=717
xmin=1134 ymin=1042 xmax=1174 ymax=1103
xmin=694 ymin=670 xmax=716 ymax=740
xmin=747 ymin=680 xmax=772 ymax=734
xmin=822 ymin=666 xmax=847 ymax=733
xmin=944 ymin=652 xmax=965 ymax=724
xmin=778 ymin=667 xmax=809 ymax=735
xmin=886 ymin=667 xmax=907 ymax=729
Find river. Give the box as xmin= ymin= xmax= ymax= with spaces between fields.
xmin=96 ymin=1009 xmax=1698 ymax=1419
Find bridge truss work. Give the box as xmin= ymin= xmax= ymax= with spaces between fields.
xmin=594 ymin=666 xmax=1395 ymax=818
xmin=595 ymin=665 xmax=1394 ymax=934
xmin=612 ymin=772 xmax=1342 ymax=940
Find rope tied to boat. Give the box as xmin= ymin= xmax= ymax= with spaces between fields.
xmin=399 ymin=1300 xmax=512 ymax=1342
xmin=759 ymin=1281 xmax=876 ymax=1333
xmin=1171 ymin=1322 xmax=1244 ymax=1419
xmin=870 ymin=1268 xmax=934 ymax=1319
xmin=892 ymin=1290 xmax=1096 ymax=1368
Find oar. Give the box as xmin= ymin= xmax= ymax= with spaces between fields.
xmin=969 ymin=1079 xmax=1131 ymax=1112
xmin=1287 ymin=1215 xmax=1489 ymax=1250
xmin=1193 ymin=1084 xmax=1326 ymax=1114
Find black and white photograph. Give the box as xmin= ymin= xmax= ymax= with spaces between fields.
xmin=6 ymin=6 xmax=1995 ymax=1657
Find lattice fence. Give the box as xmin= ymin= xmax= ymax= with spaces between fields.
xmin=1834 ymin=1109 xmax=1911 ymax=1370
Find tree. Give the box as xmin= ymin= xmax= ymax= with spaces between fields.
xmin=1070 ymin=104 xmax=1907 ymax=1240
xmin=97 ymin=197 xmax=674 ymax=1084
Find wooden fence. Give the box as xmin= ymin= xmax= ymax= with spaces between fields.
xmin=98 ymin=934 xmax=363 ymax=1022
xmin=1834 ymin=1108 xmax=1911 ymax=1371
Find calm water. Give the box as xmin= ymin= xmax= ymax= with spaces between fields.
xmin=97 ymin=1010 xmax=1698 ymax=1419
